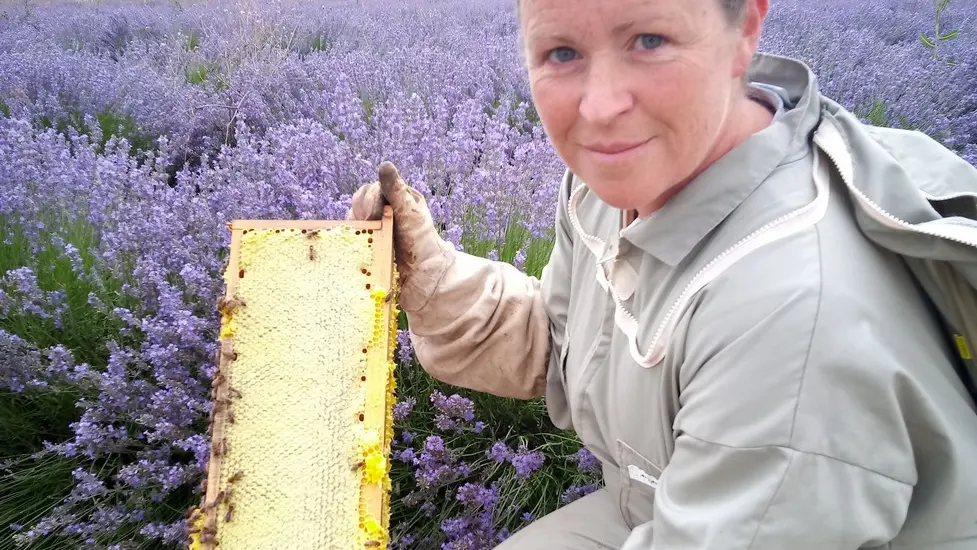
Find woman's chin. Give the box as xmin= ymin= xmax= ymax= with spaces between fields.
xmin=582 ymin=182 xmax=646 ymax=212
xmin=575 ymin=168 xmax=658 ymax=212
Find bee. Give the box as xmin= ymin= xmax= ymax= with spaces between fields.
xmin=227 ymin=410 xmax=236 ymax=424
xmin=224 ymin=504 xmax=235 ymax=523
xmin=204 ymin=490 xmax=226 ymax=510
xmin=306 ymin=229 xmax=320 ymax=239
xmin=186 ymin=506 xmax=202 ymax=521
xmin=309 ymin=245 xmax=316 ymax=261
xmin=384 ymin=290 xmax=395 ymax=304
xmin=216 ymin=296 xmax=245 ymax=315
xmin=365 ymin=540 xmax=381 ymax=547
xmin=228 ymin=387 xmax=243 ymax=400
xmin=350 ymin=460 xmax=365 ymax=471
xmin=213 ymin=439 xmax=228 ymax=457
xmin=213 ymin=397 xmax=233 ymax=412
xmin=228 ymin=471 xmax=244 ymax=484
xmin=211 ymin=372 xmax=225 ymax=389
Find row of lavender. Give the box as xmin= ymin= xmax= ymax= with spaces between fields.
xmin=1 ymin=0 xmax=974 ymax=548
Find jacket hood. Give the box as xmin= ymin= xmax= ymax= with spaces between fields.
xmin=751 ymin=53 xmax=977 ymax=262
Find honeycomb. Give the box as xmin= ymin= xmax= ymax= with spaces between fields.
xmin=188 ymin=211 xmax=399 ymax=550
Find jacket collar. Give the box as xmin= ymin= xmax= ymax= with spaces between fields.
xmin=587 ymin=53 xmax=826 ymax=267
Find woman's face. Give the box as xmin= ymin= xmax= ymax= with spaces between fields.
xmin=521 ymin=0 xmax=766 ymax=216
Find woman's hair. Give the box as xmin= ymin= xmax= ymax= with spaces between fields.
xmin=516 ymin=0 xmax=749 ymax=27
xmin=719 ymin=0 xmax=748 ymax=26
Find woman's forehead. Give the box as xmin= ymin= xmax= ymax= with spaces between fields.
xmin=520 ymin=0 xmax=710 ymax=35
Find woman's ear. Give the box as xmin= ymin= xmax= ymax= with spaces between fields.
xmin=732 ymin=0 xmax=769 ymax=80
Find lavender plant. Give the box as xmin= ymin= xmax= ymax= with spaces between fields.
xmin=0 ymin=0 xmax=975 ymax=548
xmin=919 ymin=0 xmax=961 ymax=62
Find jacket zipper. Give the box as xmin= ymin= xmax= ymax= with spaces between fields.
xmin=567 ymin=183 xmax=607 ymax=256
xmin=565 ymin=115 xmax=977 ymax=370
xmin=813 ymin=116 xmax=977 ymax=250
xmin=566 ymin=136 xmax=830 ymax=368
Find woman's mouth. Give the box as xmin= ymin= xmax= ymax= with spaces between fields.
xmin=583 ymin=138 xmax=653 ymax=160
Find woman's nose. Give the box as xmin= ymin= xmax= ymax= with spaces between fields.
xmin=578 ymin=56 xmax=635 ymax=126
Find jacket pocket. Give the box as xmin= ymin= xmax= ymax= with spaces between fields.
xmin=616 ymin=438 xmax=662 ymax=529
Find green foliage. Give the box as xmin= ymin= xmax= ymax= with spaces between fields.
xmin=183 ymin=30 xmax=200 ymax=52
xmin=864 ymin=101 xmax=889 ymax=127
xmin=389 ymin=352 xmax=595 ymax=545
xmin=0 ymin=213 xmax=138 ymax=363
xmin=35 ymin=108 xmax=155 ymax=158
xmin=919 ymin=0 xmax=961 ymax=63
xmin=0 ymin=452 xmax=81 ymax=550
xmin=0 ymin=214 xmax=154 ymax=549
xmin=184 ymin=62 xmax=228 ymax=91
xmin=309 ymin=33 xmax=333 ymax=54
xmin=184 ymin=64 xmax=209 ymax=86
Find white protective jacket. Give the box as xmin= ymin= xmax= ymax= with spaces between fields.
xmin=401 ymin=52 xmax=977 ymax=548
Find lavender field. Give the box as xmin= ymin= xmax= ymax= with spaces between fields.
xmin=0 ymin=0 xmax=975 ymax=548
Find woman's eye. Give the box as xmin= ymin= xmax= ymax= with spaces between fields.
xmin=636 ymin=34 xmax=664 ymax=50
xmin=547 ymin=47 xmax=577 ymax=63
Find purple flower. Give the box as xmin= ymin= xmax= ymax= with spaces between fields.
xmin=412 ymin=435 xmax=467 ymax=490
xmin=440 ymin=482 xmax=503 ymax=549
xmin=513 ymin=248 xmax=528 ymax=271
xmin=393 ymin=397 xmax=416 ymax=422
xmin=560 ymin=483 xmax=600 ymax=505
xmin=3 ymin=0 xmax=974 ymax=546
xmin=430 ymin=390 xmax=478 ymax=434
xmin=486 ymin=441 xmax=512 ymax=464
xmin=573 ymin=446 xmax=602 ymax=474
xmin=397 ymin=329 xmax=415 ymax=364
xmin=456 ymin=482 xmax=500 ymax=511
xmin=509 ymin=444 xmax=545 ymax=481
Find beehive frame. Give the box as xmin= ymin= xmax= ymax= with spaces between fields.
xmin=188 ymin=207 xmax=399 ymax=550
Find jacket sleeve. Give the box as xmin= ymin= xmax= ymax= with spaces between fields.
xmin=405 ymin=170 xmax=575 ymax=400
xmin=627 ymin=243 xmax=919 ymax=549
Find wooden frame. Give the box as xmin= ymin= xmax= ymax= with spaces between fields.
xmin=193 ymin=206 xmax=396 ymax=549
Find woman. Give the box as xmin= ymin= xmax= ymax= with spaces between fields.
xmin=349 ymin=0 xmax=977 ymax=547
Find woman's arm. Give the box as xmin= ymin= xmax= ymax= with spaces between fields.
xmin=386 ymin=168 xmax=576 ymax=400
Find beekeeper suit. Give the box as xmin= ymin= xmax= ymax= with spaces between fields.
xmin=348 ymin=52 xmax=977 ymax=549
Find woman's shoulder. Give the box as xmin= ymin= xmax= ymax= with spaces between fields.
xmin=682 ymin=131 xmax=949 ymax=352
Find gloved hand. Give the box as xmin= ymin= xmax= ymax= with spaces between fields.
xmin=346 ymin=160 xmax=555 ymax=400
xmin=347 ymin=161 xmax=455 ymax=313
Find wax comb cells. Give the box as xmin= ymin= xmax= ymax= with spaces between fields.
xmin=188 ymin=209 xmax=399 ymax=550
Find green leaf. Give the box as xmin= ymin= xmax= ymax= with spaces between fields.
xmin=940 ymin=29 xmax=960 ymax=41
xmin=919 ymin=32 xmax=937 ymax=48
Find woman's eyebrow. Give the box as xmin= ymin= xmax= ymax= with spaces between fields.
xmin=528 ymin=14 xmax=665 ymax=44
xmin=612 ymin=20 xmax=637 ymax=34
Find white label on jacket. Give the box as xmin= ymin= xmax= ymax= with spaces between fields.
xmin=628 ymin=464 xmax=659 ymax=489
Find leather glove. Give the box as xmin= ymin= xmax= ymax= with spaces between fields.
xmin=346 ymin=161 xmax=554 ymax=400
xmin=347 ymin=161 xmax=455 ymax=313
